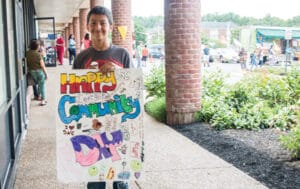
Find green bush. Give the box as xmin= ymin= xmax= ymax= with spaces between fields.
xmin=144 ymin=65 xmax=165 ymax=99
xmin=286 ymin=68 xmax=300 ymax=103
xmin=202 ymin=70 xmax=228 ymax=97
xmin=196 ymin=70 xmax=300 ymax=130
xmin=144 ymin=97 xmax=166 ymax=123
xmin=144 ymin=67 xmax=300 ymax=159
xmin=279 ymin=126 xmax=300 ymax=159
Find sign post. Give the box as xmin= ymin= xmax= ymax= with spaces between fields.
xmin=284 ymin=30 xmax=292 ymax=72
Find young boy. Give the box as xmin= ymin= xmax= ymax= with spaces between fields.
xmin=73 ymin=6 xmax=131 ymax=189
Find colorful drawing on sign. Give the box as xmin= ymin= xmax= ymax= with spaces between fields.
xmin=56 ymin=69 xmax=144 ymax=183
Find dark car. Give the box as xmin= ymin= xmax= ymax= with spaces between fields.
xmin=149 ymin=50 xmax=164 ymax=59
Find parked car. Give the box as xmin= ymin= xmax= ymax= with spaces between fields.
xmin=148 ymin=44 xmax=165 ymax=59
xmin=217 ymin=48 xmax=239 ymax=63
xmin=149 ymin=50 xmax=164 ymax=59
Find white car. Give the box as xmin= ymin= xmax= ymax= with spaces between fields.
xmin=217 ymin=48 xmax=239 ymax=63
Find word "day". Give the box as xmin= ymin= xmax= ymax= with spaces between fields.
xmin=58 ymin=94 xmax=141 ymax=124
xmin=71 ymin=130 xmax=122 ymax=166
xmin=60 ymin=72 xmax=116 ymax=94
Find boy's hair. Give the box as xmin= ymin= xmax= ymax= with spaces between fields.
xmin=87 ymin=6 xmax=113 ymax=25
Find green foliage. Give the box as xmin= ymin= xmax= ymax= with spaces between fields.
xmin=144 ymin=97 xmax=166 ymax=123
xmin=286 ymin=68 xmax=300 ymax=102
xmin=144 ymin=65 xmax=165 ymax=99
xmin=202 ymin=12 xmax=300 ymax=26
xmin=196 ymin=70 xmax=300 ymax=131
xmin=145 ymin=68 xmax=299 ymax=131
xmin=202 ymin=70 xmax=228 ymax=97
xmin=201 ymin=32 xmax=226 ymax=48
xmin=133 ymin=16 xmax=164 ymax=45
xmin=134 ymin=23 xmax=147 ymax=45
xmin=230 ymin=29 xmax=240 ymax=44
xmin=280 ymin=126 xmax=300 ymax=159
xmin=144 ymin=66 xmax=300 ymax=159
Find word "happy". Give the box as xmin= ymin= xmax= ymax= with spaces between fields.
xmin=60 ymin=72 xmax=116 ymax=94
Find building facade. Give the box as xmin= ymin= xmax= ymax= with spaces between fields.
xmin=0 ymin=0 xmax=36 ymax=188
xmin=0 ymin=1 xmax=203 ymax=188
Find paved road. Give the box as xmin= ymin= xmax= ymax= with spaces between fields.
xmin=134 ymin=58 xmax=299 ymax=85
xmin=202 ymin=62 xmax=244 ymax=84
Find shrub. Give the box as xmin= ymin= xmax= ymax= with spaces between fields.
xmin=144 ymin=97 xmax=166 ymax=122
xmin=202 ymin=70 xmax=228 ymax=97
xmin=144 ymin=65 xmax=165 ymax=99
xmin=286 ymin=68 xmax=300 ymax=103
xmin=279 ymin=126 xmax=300 ymax=159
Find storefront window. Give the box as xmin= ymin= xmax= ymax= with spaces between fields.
xmin=6 ymin=0 xmax=17 ymax=93
xmin=0 ymin=2 xmax=8 ymax=105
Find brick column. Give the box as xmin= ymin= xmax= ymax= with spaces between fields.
xmin=164 ymin=0 xmax=202 ymax=125
xmin=79 ymin=8 xmax=89 ymax=43
xmin=68 ymin=23 xmax=73 ymax=36
xmin=73 ymin=17 xmax=80 ymax=54
xmin=68 ymin=23 xmax=73 ymax=58
xmin=90 ymin=0 xmax=104 ymax=8
xmin=65 ymin=26 xmax=69 ymax=58
xmin=111 ymin=0 xmax=132 ymax=55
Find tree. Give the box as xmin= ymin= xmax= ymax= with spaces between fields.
xmin=202 ymin=12 xmax=300 ymax=26
xmin=133 ymin=16 xmax=164 ymax=45
xmin=133 ymin=23 xmax=147 ymax=46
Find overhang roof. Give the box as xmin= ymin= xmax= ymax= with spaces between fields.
xmin=256 ymin=28 xmax=300 ymax=39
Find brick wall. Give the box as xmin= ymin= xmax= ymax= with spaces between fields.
xmin=164 ymin=0 xmax=202 ymax=125
xmin=79 ymin=8 xmax=89 ymax=42
xmin=67 ymin=23 xmax=73 ymax=57
xmin=64 ymin=27 xmax=69 ymax=57
xmin=111 ymin=0 xmax=132 ymax=55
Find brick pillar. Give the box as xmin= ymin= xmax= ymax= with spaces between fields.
xmin=68 ymin=23 xmax=73 ymax=58
xmin=111 ymin=0 xmax=132 ymax=55
xmin=68 ymin=23 xmax=73 ymax=36
xmin=65 ymin=26 xmax=69 ymax=58
xmin=73 ymin=17 xmax=80 ymax=54
xmin=165 ymin=0 xmax=202 ymax=125
xmin=79 ymin=8 xmax=89 ymax=43
xmin=90 ymin=0 xmax=104 ymax=8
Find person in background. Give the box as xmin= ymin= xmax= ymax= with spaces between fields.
xmin=31 ymin=40 xmax=47 ymax=100
xmin=26 ymin=39 xmax=48 ymax=106
xmin=135 ymin=41 xmax=142 ymax=68
xmin=239 ymin=47 xmax=247 ymax=70
xmin=203 ymin=45 xmax=210 ymax=67
xmin=56 ymin=34 xmax=65 ymax=65
xmin=257 ymin=46 xmax=264 ymax=67
xmin=39 ymin=40 xmax=47 ymax=63
xmin=141 ymin=44 xmax=149 ymax=66
xmin=81 ymin=33 xmax=91 ymax=51
xmin=68 ymin=34 xmax=76 ymax=65
xmin=250 ymin=50 xmax=258 ymax=70
xmin=268 ymin=45 xmax=275 ymax=65
xmin=73 ymin=6 xmax=130 ymax=189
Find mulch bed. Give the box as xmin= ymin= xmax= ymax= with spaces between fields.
xmin=173 ymin=123 xmax=300 ymax=189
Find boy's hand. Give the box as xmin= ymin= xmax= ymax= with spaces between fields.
xmin=99 ymin=62 xmax=120 ymax=74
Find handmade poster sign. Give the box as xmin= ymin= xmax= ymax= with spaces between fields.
xmin=56 ymin=69 xmax=144 ymax=183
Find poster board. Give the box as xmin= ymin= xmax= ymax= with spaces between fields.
xmin=56 ymin=69 xmax=144 ymax=183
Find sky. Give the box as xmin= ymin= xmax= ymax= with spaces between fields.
xmin=117 ymin=0 xmax=300 ymax=20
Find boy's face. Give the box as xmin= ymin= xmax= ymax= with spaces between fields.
xmin=87 ymin=14 xmax=112 ymax=42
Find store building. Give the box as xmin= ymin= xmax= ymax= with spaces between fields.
xmin=0 ymin=0 xmax=202 ymax=188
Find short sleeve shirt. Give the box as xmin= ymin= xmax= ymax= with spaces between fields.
xmin=26 ymin=50 xmax=42 ymax=70
xmin=73 ymin=45 xmax=131 ymax=69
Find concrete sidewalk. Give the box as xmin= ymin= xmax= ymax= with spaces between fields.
xmin=13 ymin=65 xmax=268 ymax=189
